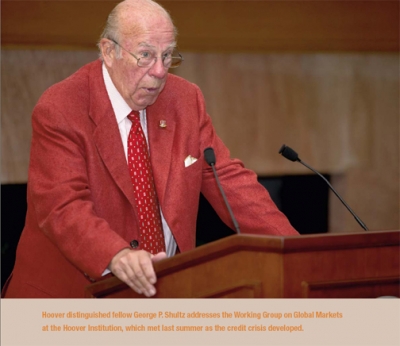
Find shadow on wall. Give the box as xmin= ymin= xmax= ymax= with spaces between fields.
xmin=196 ymin=175 xmax=329 ymax=246
xmin=1 ymin=184 xmax=27 ymax=289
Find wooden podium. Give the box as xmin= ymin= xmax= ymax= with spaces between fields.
xmin=85 ymin=230 xmax=400 ymax=298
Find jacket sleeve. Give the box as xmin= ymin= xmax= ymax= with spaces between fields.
xmin=28 ymin=100 xmax=131 ymax=279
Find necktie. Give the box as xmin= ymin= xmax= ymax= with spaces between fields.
xmin=127 ymin=111 xmax=166 ymax=254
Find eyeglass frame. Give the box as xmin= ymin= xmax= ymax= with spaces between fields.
xmin=109 ymin=39 xmax=184 ymax=69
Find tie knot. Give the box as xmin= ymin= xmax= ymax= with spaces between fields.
xmin=127 ymin=110 xmax=140 ymax=123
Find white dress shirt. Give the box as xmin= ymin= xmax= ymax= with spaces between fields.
xmin=102 ymin=63 xmax=177 ymax=260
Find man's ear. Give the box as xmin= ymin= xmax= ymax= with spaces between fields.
xmin=99 ymin=38 xmax=115 ymax=67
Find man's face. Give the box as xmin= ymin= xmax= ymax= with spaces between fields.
xmin=105 ymin=18 xmax=176 ymax=111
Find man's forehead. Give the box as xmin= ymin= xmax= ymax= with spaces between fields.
xmin=130 ymin=27 xmax=175 ymax=38
xmin=136 ymin=41 xmax=177 ymax=49
xmin=122 ymin=15 xmax=175 ymax=38
xmin=123 ymin=27 xmax=176 ymax=48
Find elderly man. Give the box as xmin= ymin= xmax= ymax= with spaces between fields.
xmin=3 ymin=0 xmax=298 ymax=298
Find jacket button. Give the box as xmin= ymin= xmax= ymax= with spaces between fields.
xmin=130 ymin=240 xmax=139 ymax=248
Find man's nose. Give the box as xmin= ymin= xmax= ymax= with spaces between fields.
xmin=148 ymin=58 xmax=168 ymax=79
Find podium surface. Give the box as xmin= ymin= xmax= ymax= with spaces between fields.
xmin=86 ymin=230 xmax=400 ymax=298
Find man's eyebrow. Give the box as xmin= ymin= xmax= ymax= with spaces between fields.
xmin=168 ymin=42 xmax=178 ymax=49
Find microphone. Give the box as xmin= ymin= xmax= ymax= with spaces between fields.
xmin=278 ymin=144 xmax=368 ymax=231
xmin=204 ymin=147 xmax=241 ymax=234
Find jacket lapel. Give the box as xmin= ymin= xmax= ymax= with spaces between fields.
xmin=146 ymin=89 xmax=175 ymax=207
xmin=88 ymin=60 xmax=136 ymax=209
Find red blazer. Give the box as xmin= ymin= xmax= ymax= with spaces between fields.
xmin=3 ymin=60 xmax=298 ymax=298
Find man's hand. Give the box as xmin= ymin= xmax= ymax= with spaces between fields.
xmin=109 ymin=248 xmax=167 ymax=297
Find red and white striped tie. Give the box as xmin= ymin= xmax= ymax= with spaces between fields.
xmin=127 ymin=111 xmax=165 ymax=254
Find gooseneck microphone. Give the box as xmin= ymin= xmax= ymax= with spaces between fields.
xmin=279 ymin=144 xmax=368 ymax=231
xmin=204 ymin=147 xmax=241 ymax=234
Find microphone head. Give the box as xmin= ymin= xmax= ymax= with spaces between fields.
xmin=204 ymin=147 xmax=216 ymax=166
xmin=279 ymin=144 xmax=300 ymax=162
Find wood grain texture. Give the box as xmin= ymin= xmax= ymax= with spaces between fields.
xmin=1 ymin=50 xmax=98 ymax=183
xmin=174 ymin=52 xmax=398 ymax=173
xmin=84 ymin=232 xmax=400 ymax=298
xmin=1 ymin=1 xmax=398 ymax=52
xmin=301 ymin=277 xmax=400 ymax=298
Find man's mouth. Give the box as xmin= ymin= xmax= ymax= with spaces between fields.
xmin=144 ymin=87 xmax=160 ymax=93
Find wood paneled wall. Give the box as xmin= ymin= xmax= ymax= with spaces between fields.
xmin=2 ymin=1 xmax=398 ymax=52
xmin=1 ymin=1 xmax=399 ymax=233
xmin=173 ymin=53 xmax=399 ymax=233
xmin=1 ymin=50 xmax=99 ymax=183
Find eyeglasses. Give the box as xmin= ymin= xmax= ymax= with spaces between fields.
xmin=110 ymin=39 xmax=184 ymax=69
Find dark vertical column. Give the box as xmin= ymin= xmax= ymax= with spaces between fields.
xmin=1 ymin=184 xmax=27 ymax=288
